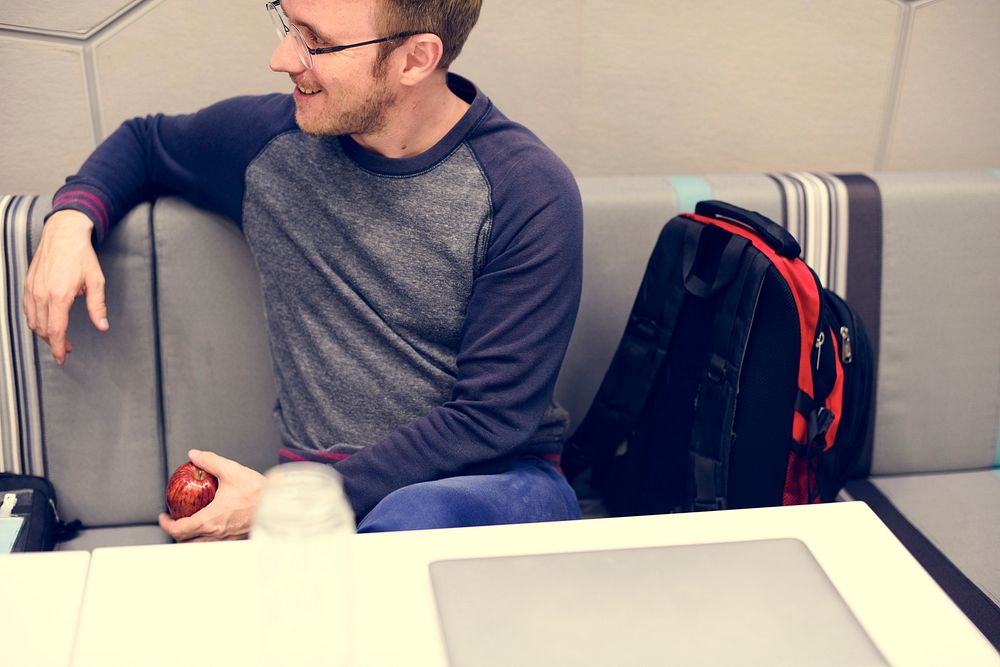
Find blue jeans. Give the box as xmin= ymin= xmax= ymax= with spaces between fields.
xmin=356 ymin=457 xmax=582 ymax=533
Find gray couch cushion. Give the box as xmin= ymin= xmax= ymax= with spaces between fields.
xmin=870 ymin=171 xmax=1000 ymax=474
xmin=872 ymin=469 xmax=1000 ymax=606
xmin=152 ymin=198 xmax=282 ymax=478
xmin=56 ymin=524 xmax=171 ymax=551
xmin=555 ymin=177 xmax=676 ymax=426
xmin=35 ymin=203 xmax=164 ymax=527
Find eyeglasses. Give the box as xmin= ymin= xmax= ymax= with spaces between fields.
xmin=266 ymin=1 xmax=420 ymax=70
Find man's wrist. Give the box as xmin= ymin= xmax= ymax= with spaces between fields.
xmin=44 ymin=209 xmax=97 ymax=236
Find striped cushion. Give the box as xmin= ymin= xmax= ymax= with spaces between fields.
xmin=0 ymin=195 xmax=44 ymax=475
xmin=870 ymin=470 xmax=1000 ymax=606
xmin=768 ymin=172 xmax=852 ymax=295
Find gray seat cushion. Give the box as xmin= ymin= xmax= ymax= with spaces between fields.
xmin=56 ymin=525 xmax=171 ymax=551
xmin=871 ymin=469 xmax=1000 ymax=606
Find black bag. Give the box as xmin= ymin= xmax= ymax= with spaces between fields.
xmin=0 ymin=472 xmax=81 ymax=551
xmin=562 ymin=201 xmax=873 ymax=515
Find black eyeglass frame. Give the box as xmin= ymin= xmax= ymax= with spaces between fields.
xmin=266 ymin=0 xmax=422 ymax=57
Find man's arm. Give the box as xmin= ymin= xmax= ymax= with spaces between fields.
xmin=334 ymin=151 xmax=584 ymax=519
xmin=24 ymin=94 xmax=296 ymax=363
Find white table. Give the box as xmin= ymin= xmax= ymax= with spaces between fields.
xmin=69 ymin=502 xmax=998 ymax=666
xmin=0 ymin=550 xmax=91 ymax=667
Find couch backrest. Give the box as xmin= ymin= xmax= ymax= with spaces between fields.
xmin=2 ymin=171 xmax=999 ymax=528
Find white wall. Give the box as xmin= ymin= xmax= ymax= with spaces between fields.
xmin=2 ymin=0 xmax=998 ymax=194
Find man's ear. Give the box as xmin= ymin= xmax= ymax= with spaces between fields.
xmin=398 ymin=33 xmax=444 ymax=85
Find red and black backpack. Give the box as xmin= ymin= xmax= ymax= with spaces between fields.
xmin=562 ymin=200 xmax=874 ymax=514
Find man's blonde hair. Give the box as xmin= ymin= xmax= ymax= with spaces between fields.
xmin=375 ymin=0 xmax=483 ymax=70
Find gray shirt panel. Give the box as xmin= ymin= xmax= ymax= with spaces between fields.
xmin=243 ymin=133 xmax=491 ymax=453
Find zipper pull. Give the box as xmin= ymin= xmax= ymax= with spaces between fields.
xmin=815 ymin=331 xmax=825 ymax=371
xmin=0 ymin=493 xmax=16 ymax=518
xmin=839 ymin=326 xmax=853 ymax=364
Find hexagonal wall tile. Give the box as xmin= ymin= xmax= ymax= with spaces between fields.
xmin=0 ymin=36 xmax=97 ymax=193
xmin=92 ymin=0 xmax=286 ymax=136
xmin=0 ymin=0 xmax=148 ymax=40
xmin=575 ymin=0 xmax=902 ymax=175
xmin=882 ymin=0 xmax=1000 ymax=170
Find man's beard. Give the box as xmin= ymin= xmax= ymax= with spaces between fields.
xmin=295 ymin=73 xmax=397 ymax=137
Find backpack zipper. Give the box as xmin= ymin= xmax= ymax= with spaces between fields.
xmin=814 ymin=331 xmax=825 ymax=370
xmin=839 ymin=326 xmax=854 ymax=364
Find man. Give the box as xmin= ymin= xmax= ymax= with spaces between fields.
xmin=23 ymin=0 xmax=583 ymax=538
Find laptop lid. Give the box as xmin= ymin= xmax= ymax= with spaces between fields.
xmin=429 ymin=537 xmax=886 ymax=667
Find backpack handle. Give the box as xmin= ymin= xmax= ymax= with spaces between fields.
xmin=682 ymin=225 xmax=750 ymax=298
xmin=694 ymin=200 xmax=801 ymax=259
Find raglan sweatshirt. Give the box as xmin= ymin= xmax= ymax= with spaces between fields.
xmin=48 ymin=74 xmax=583 ymax=520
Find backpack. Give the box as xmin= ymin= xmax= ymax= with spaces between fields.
xmin=0 ymin=472 xmax=81 ymax=551
xmin=562 ymin=200 xmax=874 ymax=515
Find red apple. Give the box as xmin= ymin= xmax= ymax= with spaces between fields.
xmin=166 ymin=462 xmax=218 ymax=519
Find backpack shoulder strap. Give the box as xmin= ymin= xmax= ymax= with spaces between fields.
xmin=688 ymin=249 xmax=771 ymax=510
xmin=561 ymin=218 xmax=691 ymax=481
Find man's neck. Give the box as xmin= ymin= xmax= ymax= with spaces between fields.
xmin=351 ymin=71 xmax=470 ymax=159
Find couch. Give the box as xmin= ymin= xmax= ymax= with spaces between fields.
xmin=1 ymin=170 xmax=997 ymax=643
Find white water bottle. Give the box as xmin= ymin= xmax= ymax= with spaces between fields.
xmin=251 ymin=462 xmax=356 ymax=667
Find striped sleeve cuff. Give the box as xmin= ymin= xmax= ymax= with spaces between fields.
xmin=47 ymin=186 xmax=112 ymax=242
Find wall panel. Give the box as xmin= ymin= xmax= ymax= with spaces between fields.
xmin=0 ymin=37 xmax=96 ymax=194
xmin=574 ymin=0 xmax=900 ymax=175
xmin=882 ymin=0 xmax=1000 ymax=170
xmin=455 ymin=0 xmax=584 ymax=169
xmin=93 ymin=0 xmax=286 ymax=138
xmin=0 ymin=0 xmax=144 ymax=38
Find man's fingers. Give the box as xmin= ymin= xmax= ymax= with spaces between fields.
xmin=23 ymin=262 xmax=38 ymax=330
xmin=32 ymin=294 xmax=49 ymax=344
xmin=158 ymin=512 xmax=206 ymax=542
xmin=188 ymin=449 xmax=228 ymax=478
xmin=23 ymin=286 xmax=37 ymax=331
xmin=158 ymin=508 xmax=234 ymax=543
xmin=84 ymin=271 xmax=109 ymax=331
xmin=47 ymin=328 xmax=68 ymax=365
xmin=183 ymin=534 xmax=245 ymax=543
xmin=45 ymin=299 xmax=72 ymax=365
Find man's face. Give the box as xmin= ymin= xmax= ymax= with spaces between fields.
xmin=269 ymin=0 xmax=397 ymax=136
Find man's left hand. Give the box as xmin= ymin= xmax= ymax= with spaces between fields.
xmin=158 ymin=449 xmax=266 ymax=542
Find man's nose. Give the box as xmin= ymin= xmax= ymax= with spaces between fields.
xmin=269 ymin=34 xmax=306 ymax=74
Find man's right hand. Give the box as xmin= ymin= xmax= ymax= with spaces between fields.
xmin=23 ymin=209 xmax=109 ymax=365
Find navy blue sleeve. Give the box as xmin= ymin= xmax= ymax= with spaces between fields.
xmin=49 ymin=94 xmax=296 ymax=241
xmin=334 ymin=125 xmax=584 ymax=517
